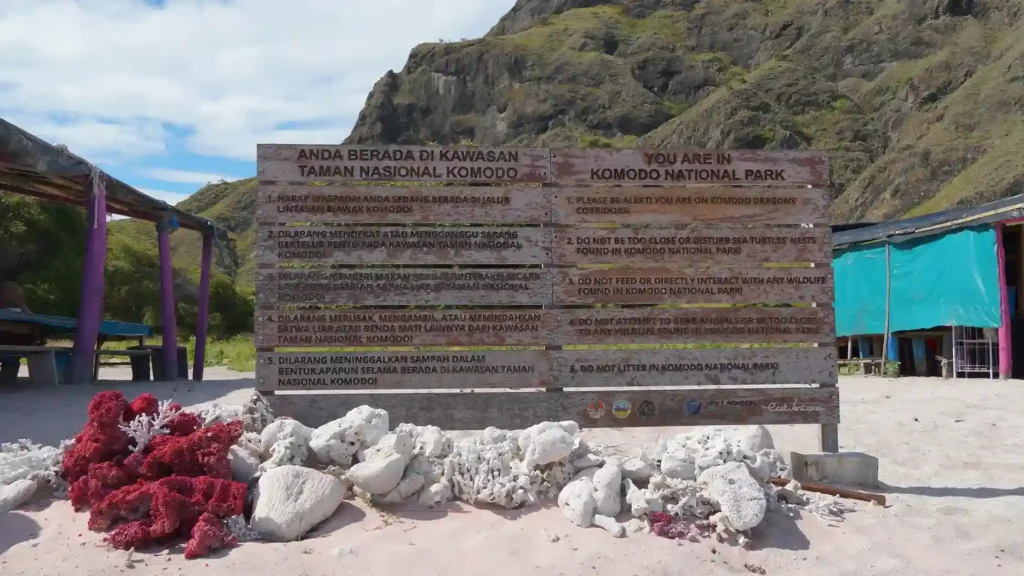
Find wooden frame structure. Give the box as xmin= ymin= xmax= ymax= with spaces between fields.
xmin=255 ymin=145 xmax=840 ymax=451
xmin=0 ymin=118 xmax=225 ymax=382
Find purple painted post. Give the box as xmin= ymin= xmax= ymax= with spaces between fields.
xmin=193 ymin=233 xmax=213 ymax=381
xmin=157 ymin=217 xmax=178 ymax=380
xmin=70 ymin=172 xmax=108 ymax=383
xmin=996 ymin=222 xmax=1012 ymax=379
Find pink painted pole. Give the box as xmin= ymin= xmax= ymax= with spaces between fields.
xmin=157 ymin=218 xmax=178 ymax=380
xmin=996 ymin=222 xmax=1012 ymax=379
xmin=70 ymin=172 xmax=107 ymax=383
xmin=193 ymin=233 xmax=213 ymax=381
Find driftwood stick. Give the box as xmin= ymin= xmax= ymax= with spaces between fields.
xmin=770 ymin=477 xmax=887 ymax=506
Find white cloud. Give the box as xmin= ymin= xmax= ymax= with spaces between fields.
xmin=0 ymin=0 xmax=514 ymax=162
xmin=137 ymin=187 xmax=191 ymax=206
xmin=143 ymin=168 xmax=244 ymax=185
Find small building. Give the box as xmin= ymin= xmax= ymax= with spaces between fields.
xmin=833 ymin=194 xmax=1024 ymax=379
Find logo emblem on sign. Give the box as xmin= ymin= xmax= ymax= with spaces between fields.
xmin=612 ymin=400 xmax=631 ymax=419
xmin=684 ymin=399 xmax=703 ymax=416
xmin=587 ymin=400 xmax=607 ymax=419
xmin=636 ymin=401 xmax=656 ymax=419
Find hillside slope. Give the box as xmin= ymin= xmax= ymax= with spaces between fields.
xmin=154 ymin=0 xmax=1023 ymax=293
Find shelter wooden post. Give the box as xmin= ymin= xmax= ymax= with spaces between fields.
xmin=69 ymin=173 xmax=108 ymax=383
xmin=157 ymin=216 xmax=179 ymax=380
xmin=192 ymin=233 xmax=213 ymax=381
xmin=996 ymin=223 xmax=1012 ymax=379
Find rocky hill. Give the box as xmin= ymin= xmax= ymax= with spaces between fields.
xmin=166 ymin=0 xmax=1022 ymax=291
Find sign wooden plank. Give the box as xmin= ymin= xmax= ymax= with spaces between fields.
xmin=256 ymin=184 xmax=551 ymax=224
xmin=552 ymin=226 xmax=831 ymax=265
xmin=257 ymin=351 xmax=551 ymax=391
xmin=554 ymin=267 xmax=833 ymax=305
xmin=257 ymin=145 xmax=550 ymax=183
xmin=551 ymin=187 xmax=830 ymax=225
xmin=560 ymin=387 xmax=840 ymax=428
xmin=550 ymin=347 xmax=837 ymax=387
xmin=550 ymin=149 xmax=830 ymax=186
xmin=255 ymin=309 xmax=552 ymax=347
xmin=551 ymin=307 xmax=835 ymax=345
xmin=265 ymin=387 xmax=839 ymax=429
xmin=257 ymin=226 xmax=552 ymax=265
xmin=256 ymin=268 xmax=553 ymax=306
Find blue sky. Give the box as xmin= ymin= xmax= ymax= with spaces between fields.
xmin=0 ymin=0 xmax=514 ymax=208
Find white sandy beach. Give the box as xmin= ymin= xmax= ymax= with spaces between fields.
xmin=2 ymin=370 xmax=1022 ymax=576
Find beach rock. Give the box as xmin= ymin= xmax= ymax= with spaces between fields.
xmin=0 ymin=479 xmax=37 ymax=513
xmin=361 ymin=433 xmax=415 ymax=465
xmin=519 ymin=422 xmax=575 ymax=468
xmin=558 ymin=476 xmax=596 ymax=527
xmin=661 ymin=451 xmax=697 ymax=480
xmin=259 ymin=419 xmax=312 ymax=471
xmin=700 ymin=462 xmax=767 ymax=531
xmin=571 ymin=453 xmax=604 ymax=470
xmin=378 ymin=471 xmax=426 ymax=504
xmin=591 ymin=464 xmax=622 ymax=517
xmin=624 ymin=478 xmax=663 ymax=517
xmin=309 ymin=406 xmax=390 ymax=467
xmin=717 ymin=426 xmax=775 ymax=453
xmin=347 ymin=452 xmax=406 ymax=495
xmin=229 ymin=445 xmax=261 ymax=483
xmin=593 ymin=514 xmax=625 ymax=537
xmin=622 ymin=457 xmax=655 ymax=482
xmin=250 ymin=466 xmax=346 ymax=541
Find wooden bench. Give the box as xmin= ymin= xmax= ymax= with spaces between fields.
xmin=838 ymin=357 xmax=885 ymax=376
xmin=0 ymin=345 xmax=64 ymax=386
xmin=93 ymin=349 xmax=153 ymax=380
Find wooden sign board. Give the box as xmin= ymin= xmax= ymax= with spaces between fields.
xmin=264 ymin=387 xmax=839 ymax=429
xmin=256 ymin=184 xmax=551 ymax=224
xmin=257 ymin=350 xmax=552 ymax=390
xmin=255 ymin=309 xmax=552 ymax=347
xmin=257 ymin=226 xmax=552 ymax=265
xmin=552 ymin=226 xmax=831 ymax=265
xmin=551 ymin=307 xmax=835 ymax=345
xmin=256 ymin=268 xmax=553 ymax=306
xmin=550 ymin=149 xmax=830 ymax=186
xmin=555 ymin=267 xmax=833 ymax=305
xmin=257 ymin=145 xmax=550 ymax=183
xmin=551 ymin=187 xmax=830 ymax=226
xmin=550 ymin=347 xmax=837 ymax=387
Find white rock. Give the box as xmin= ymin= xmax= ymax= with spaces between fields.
xmin=229 ymin=445 xmax=261 ymax=484
xmin=417 ymin=426 xmax=452 ymax=458
xmin=623 ymin=478 xmax=663 ymax=517
xmin=250 ymin=466 xmax=346 ymax=542
xmin=259 ymin=419 xmax=312 ymax=472
xmin=591 ymin=464 xmax=622 ymax=517
xmin=571 ymin=453 xmax=604 ymax=470
xmin=309 ymin=406 xmax=390 ymax=467
xmin=378 ymin=472 xmax=426 ymax=504
xmin=0 ymin=479 xmax=38 ymax=513
xmin=260 ymin=419 xmax=312 ymax=457
xmin=347 ymin=453 xmax=406 ymax=495
xmin=661 ymin=451 xmax=697 ymax=480
xmin=715 ymin=426 xmax=775 ymax=453
xmin=572 ymin=467 xmax=599 ymax=482
xmin=558 ymin=421 xmax=580 ymax=436
xmin=519 ymin=422 xmax=575 ymax=468
xmin=593 ymin=514 xmax=625 ymax=537
xmin=362 ymin=433 xmax=415 ymax=465
xmin=558 ymin=477 xmax=596 ymax=527
xmin=342 ymin=406 xmax=390 ymax=447
xmin=417 ymin=480 xmax=452 ymax=507
xmin=699 ymin=462 xmax=767 ymax=531
xmin=622 ymin=457 xmax=655 ymax=482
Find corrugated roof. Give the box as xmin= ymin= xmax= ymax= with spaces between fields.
xmin=0 ymin=117 xmax=225 ymax=236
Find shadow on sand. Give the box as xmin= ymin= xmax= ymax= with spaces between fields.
xmin=0 ymin=511 xmax=41 ymax=555
xmin=748 ymin=510 xmax=811 ymax=551
xmin=881 ymin=483 xmax=1024 ymax=499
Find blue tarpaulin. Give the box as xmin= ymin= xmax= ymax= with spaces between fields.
xmin=833 ymin=225 xmax=1001 ymax=336
xmin=0 ymin=309 xmax=152 ymax=338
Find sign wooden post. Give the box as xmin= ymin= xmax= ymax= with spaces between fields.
xmin=255 ymin=144 xmax=839 ymax=450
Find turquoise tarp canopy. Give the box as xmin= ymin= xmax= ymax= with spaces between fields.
xmin=833 ymin=225 xmax=1001 ymax=337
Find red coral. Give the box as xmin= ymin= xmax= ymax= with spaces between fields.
xmin=184 ymin=513 xmax=238 ymax=559
xmin=649 ymin=512 xmax=716 ymax=540
xmin=63 ymin=392 xmax=248 ymax=559
xmin=97 ymin=477 xmax=246 ymax=551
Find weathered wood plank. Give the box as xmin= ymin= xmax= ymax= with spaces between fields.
xmin=257 ymin=226 xmax=552 ymax=265
xmin=255 ymin=184 xmax=552 ymax=224
xmin=257 ymin=145 xmax=550 ymax=183
xmin=256 ymin=268 xmax=554 ymax=306
xmin=257 ymin=350 xmax=551 ymax=391
xmin=552 ymin=226 xmax=831 ymax=265
xmin=550 ymin=347 xmax=837 ymax=387
xmin=550 ymin=149 xmax=830 ymax=186
xmin=265 ymin=387 xmax=839 ymax=429
xmin=255 ymin=309 xmax=552 ymax=347
xmin=551 ymin=307 xmax=835 ymax=345
xmin=266 ymin=391 xmax=559 ymax=429
xmin=551 ymin=187 xmax=830 ymax=225
xmin=559 ymin=387 xmax=840 ymax=428
xmin=554 ymin=267 xmax=833 ymax=305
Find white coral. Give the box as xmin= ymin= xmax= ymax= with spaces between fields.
xmin=118 ymin=399 xmax=178 ymax=454
xmin=0 ymin=439 xmax=72 ymax=492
